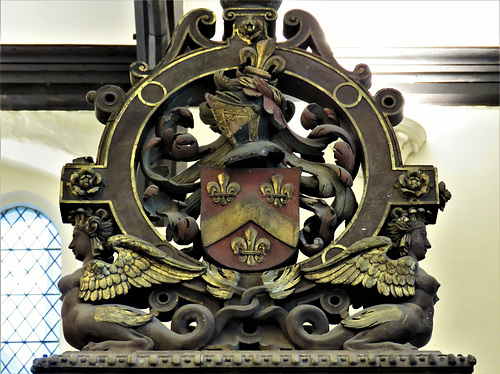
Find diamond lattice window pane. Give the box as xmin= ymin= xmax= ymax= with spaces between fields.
xmin=1 ymin=207 xmax=61 ymax=374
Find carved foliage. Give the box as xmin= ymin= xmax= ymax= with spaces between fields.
xmin=262 ymin=264 xmax=301 ymax=300
xmin=57 ymin=0 xmax=454 ymax=354
xmin=202 ymin=262 xmax=243 ymax=300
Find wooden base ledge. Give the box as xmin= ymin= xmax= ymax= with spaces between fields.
xmin=32 ymin=350 xmax=476 ymax=373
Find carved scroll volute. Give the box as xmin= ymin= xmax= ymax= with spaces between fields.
xmin=160 ymin=9 xmax=222 ymax=65
xmin=279 ymin=9 xmax=372 ymax=89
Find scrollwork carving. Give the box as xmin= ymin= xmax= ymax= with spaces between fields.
xmin=281 ymin=9 xmax=334 ymax=62
xmin=57 ymin=0 xmax=456 ymax=355
xmin=161 ymin=9 xmax=222 ymax=64
xmin=280 ymin=9 xmax=372 ymax=89
xmin=129 ymin=61 xmax=151 ymax=86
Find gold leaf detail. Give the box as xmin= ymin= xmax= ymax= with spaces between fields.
xmin=262 ymin=264 xmax=301 ymax=299
xmin=260 ymin=174 xmax=294 ymax=207
xmin=202 ymin=262 xmax=243 ymax=300
xmin=206 ymin=173 xmax=241 ymax=206
xmin=395 ymin=168 xmax=431 ymax=199
xmin=67 ymin=166 xmax=103 ymax=197
xmin=231 ymin=227 xmax=271 ymax=267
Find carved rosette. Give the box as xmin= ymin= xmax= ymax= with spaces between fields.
xmin=231 ymin=227 xmax=271 ymax=266
xmin=395 ymin=168 xmax=431 ymax=199
xmin=67 ymin=167 xmax=103 ymax=197
xmin=237 ymin=19 xmax=264 ymax=43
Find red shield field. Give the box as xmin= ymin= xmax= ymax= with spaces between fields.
xmin=200 ymin=167 xmax=300 ymax=271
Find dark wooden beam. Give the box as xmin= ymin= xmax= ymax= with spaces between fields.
xmin=1 ymin=46 xmax=498 ymax=110
xmin=0 ymin=45 xmax=136 ymax=110
xmin=0 ymin=0 xmax=186 ymax=111
xmin=336 ymin=47 xmax=499 ymax=105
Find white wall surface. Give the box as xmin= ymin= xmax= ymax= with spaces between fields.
xmin=1 ymin=111 xmax=105 ymax=274
xmin=402 ymin=104 xmax=499 ymax=373
xmin=1 ymin=1 xmax=498 ymax=46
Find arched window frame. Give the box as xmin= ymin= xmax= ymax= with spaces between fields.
xmin=1 ymin=204 xmax=62 ymax=374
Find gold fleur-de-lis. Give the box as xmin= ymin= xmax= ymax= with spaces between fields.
xmin=260 ymin=174 xmax=294 ymax=207
xmin=206 ymin=173 xmax=241 ymax=206
xmin=231 ymin=227 xmax=271 ymax=267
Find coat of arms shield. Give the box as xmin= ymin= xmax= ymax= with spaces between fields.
xmin=200 ymin=167 xmax=301 ymax=271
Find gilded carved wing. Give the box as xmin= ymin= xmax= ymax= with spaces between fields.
xmin=79 ymin=234 xmax=206 ymax=302
xmin=302 ymin=236 xmax=417 ymax=298
xmin=262 ymin=264 xmax=301 ymax=299
xmin=202 ymin=261 xmax=244 ymax=300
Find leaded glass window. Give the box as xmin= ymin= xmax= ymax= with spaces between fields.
xmin=1 ymin=206 xmax=62 ymax=374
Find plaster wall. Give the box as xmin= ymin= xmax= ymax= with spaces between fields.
xmin=401 ymin=104 xmax=500 ymax=371
xmin=0 ymin=111 xmax=104 ymax=280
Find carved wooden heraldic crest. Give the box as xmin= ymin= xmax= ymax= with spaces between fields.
xmin=36 ymin=0 xmax=476 ymax=372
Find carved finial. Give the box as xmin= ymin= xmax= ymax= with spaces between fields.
xmin=220 ymin=0 xmax=282 ymax=10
